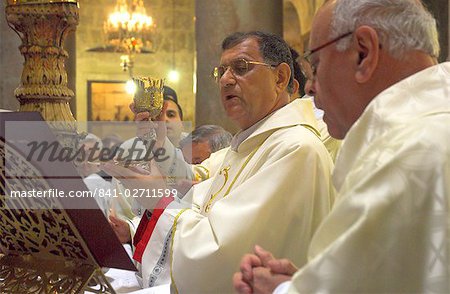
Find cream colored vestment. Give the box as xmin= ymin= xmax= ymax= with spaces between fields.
xmin=141 ymin=99 xmax=335 ymax=293
xmin=288 ymin=63 xmax=450 ymax=293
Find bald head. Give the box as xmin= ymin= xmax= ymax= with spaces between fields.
xmin=308 ymin=0 xmax=438 ymax=139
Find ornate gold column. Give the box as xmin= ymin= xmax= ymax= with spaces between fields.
xmin=5 ymin=0 xmax=79 ymax=145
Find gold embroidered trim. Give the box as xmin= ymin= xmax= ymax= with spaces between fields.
xmin=194 ymin=164 xmax=210 ymax=181
xmin=222 ymin=146 xmax=260 ymax=198
xmin=170 ymin=208 xmax=189 ymax=294
xmin=204 ymin=165 xmax=230 ymax=212
xmin=204 ymin=142 xmax=264 ymax=213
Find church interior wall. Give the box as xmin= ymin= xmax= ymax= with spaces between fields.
xmin=76 ymin=0 xmax=195 ymax=124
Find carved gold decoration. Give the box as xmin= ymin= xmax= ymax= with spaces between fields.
xmin=5 ymin=2 xmax=78 ymax=112
xmin=133 ymin=77 xmax=164 ymax=117
xmin=0 ymin=139 xmax=114 ymax=293
xmin=5 ymin=1 xmax=79 ymax=147
xmin=204 ymin=165 xmax=230 ymax=213
xmin=0 ymin=255 xmax=114 ymax=294
xmin=0 ymin=140 xmax=87 ymax=259
xmin=134 ymin=77 xmax=164 ymax=154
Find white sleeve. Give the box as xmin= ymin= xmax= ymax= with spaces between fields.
xmin=154 ymin=137 xmax=195 ymax=182
xmin=273 ymin=281 xmax=292 ymax=294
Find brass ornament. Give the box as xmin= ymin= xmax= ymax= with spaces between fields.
xmin=5 ymin=1 xmax=79 ymax=148
xmin=132 ymin=77 xmax=165 ymax=117
xmin=5 ymin=2 xmax=78 ymax=110
xmin=0 ymin=255 xmax=111 ymax=294
xmin=0 ymin=139 xmax=114 ymax=293
xmin=133 ymin=77 xmax=164 ymax=162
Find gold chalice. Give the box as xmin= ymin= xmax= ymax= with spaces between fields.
xmin=133 ymin=77 xmax=164 ymax=117
xmin=131 ymin=77 xmax=164 ymax=170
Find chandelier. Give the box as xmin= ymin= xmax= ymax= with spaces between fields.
xmin=104 ymin=0 xmax=156 ymax=72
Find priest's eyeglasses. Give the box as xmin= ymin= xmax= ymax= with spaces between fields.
xmin=212 ymin=58 xmax=276 ymax=83
xmin=298 ymin=31 xmax=353 ymax=81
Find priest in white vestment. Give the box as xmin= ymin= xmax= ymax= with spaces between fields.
xmin=233 ymin=1 xmax=450 ymax=293
xmin=104 ymin=31 xmax=335 ymax=293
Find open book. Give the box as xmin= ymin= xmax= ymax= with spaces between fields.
xmin=0 ymin=111 xmax=136 ymax=292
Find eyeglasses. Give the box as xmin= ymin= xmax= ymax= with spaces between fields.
xmin=298 ymin=31 xmax=353 ymax=81
xmin=212 ymin=58 xmax=276 ymax=83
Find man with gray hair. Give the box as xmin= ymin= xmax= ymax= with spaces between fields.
xmin=233 ymin=0 xmax=450 ymax=293
xmin=179 ymin=124 xmax=233 ymax=164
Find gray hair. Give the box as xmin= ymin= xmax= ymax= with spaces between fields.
xmin=222 ymin=31 xmax=295 ymax=94
xmin=180 ymin=125 xmax=233 ymax=153
xmin=331 ymin=0 xmax=440 ymax=58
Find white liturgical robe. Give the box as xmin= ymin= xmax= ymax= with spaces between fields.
xmin=140 ymin=99 xmax=335 ymax=292
xmin=287 ymin=63 xmax=450 ymax=293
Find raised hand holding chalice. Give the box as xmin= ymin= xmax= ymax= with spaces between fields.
xmin=133 ymin=77 xmax=165 ymax=144
xmin=129 ymin=77 xmax=165 ymax=171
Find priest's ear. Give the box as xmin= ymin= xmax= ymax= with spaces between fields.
xmin=354 ymin=26 xmax=380 ymax=83
xmin=274 ymin=62 xmax=291 ymax=94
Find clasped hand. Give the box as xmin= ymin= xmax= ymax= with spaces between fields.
xmin=132 ymin=102 xmax=168 ymax=150
xmin=233 ymin=245 xmax=298 ymax=294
